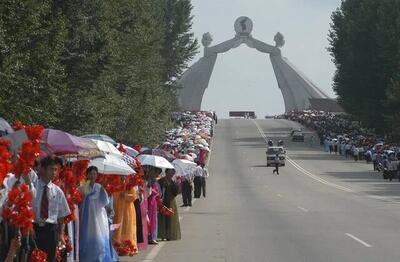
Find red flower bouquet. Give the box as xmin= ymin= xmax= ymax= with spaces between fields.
xmin=30 ymin=248 xmax=47 ymax=262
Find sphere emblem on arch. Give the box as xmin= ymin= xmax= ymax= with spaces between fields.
xmin=234 ymin=16 xmax=253 ymax=36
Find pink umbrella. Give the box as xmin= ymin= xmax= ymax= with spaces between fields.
xmin=41 ymin=129 xmax=103 ymax=159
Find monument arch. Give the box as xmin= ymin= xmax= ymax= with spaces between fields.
xmin=177 ymin=17 xmax=332 ymax=113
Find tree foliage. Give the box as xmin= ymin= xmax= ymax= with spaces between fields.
xmin=0 ymin=0 xmax=198 ymax=146
xmin=328 ymin=0 xmax=400 ymax=135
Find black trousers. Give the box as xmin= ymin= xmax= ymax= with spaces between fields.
xmin=193 ymin=177 xmax=202 ymax=198
xmin=273 ymin=164 xmax=279 ymax=174
xmin=201 ymin=177 xmax=206 ymax=198
xmin=181 ymin=181 xmax=192 ymax=206
xmin=33 ymin=223 xmax=58 ymax=262
xmin=134 ymin=199 xmax=144 ymax=243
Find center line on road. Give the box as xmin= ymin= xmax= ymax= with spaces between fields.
xmin=346 ymin=233 xmax=372 ymax=247
xmin=297 ymin=206 xmax=309 ymax=212
xmin=288 ymin=157 xmax=354 ymax=193
xmin=251 ymin=119 xmax=355 ymax=194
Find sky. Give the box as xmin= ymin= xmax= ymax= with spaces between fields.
xmin=189 ymin=0 xmax=342 ymax=118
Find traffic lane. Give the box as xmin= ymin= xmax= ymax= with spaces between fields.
xmin=139 ymin=119 xmax=400 ymax=262
xmin=256 ymin=119 xmax=400 ymax=202
xmin=146 ymin=119 xmax=346 ymax=262
xmin=289 ymin=149 xmax=400 ymax=203
xmin=210 ymin=119 xmax=398 ymax=262
xmin=252 ymin=119 xmax=400 ymax=259
xmin=221 ymin=119 xmax=400 ymax=262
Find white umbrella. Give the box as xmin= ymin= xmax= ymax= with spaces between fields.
xmin=92 ymin=140 xmax=122 ymax=157
xmin=172 ymin=159 xmax=197 ymax=177
xmin=117 ymin=143 xmax=139 ymax=157
xmin=137 ymin=154 xmax=174 ymax=169
xmin=172 ymin=159 xmax=197 ymax=168
xmin=90 ymin=154 xmax=135 ymax=176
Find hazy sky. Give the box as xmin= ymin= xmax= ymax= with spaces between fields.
xmin=189 ymin=0 xmax=342 ymax=118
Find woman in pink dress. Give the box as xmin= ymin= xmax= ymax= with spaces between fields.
xmin=147 ymin=180 xmax=161 ymax=244
xmin=137 ymin=186 xmax=148 ymax=251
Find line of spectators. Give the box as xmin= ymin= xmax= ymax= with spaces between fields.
xmin=287 ymin=110 xmax=400 ymax=182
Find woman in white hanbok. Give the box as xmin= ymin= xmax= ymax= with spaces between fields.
xmin=78 ymin=166 xmax=112 ymax=262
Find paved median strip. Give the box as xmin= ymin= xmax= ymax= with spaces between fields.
xmin=345 ymin=233 xmax=373 ymax=248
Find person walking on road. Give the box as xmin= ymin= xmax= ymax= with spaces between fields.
xmin=272 ymin=154 xmax=280 ymax=175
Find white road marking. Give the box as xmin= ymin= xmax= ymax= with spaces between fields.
xmin=146 ymin=194 xmax=197 ymax=260
xmin=252 ymin=120 xmax=374 ymax=250
xmin=367 ymin=195 xmax=400 ymax=204
xmin=143 ymin=242 xmax=166 ymax=261
xmin=297 ymin=206 xmax=309 ymax=212
xmin=277 ymin=194 xmax=283 ymax=198
xmin=143 ymin=130 xmax=214 ymax=261
xmin=252 ymin=119 xmax=354 ymax=193
xmin=250 ymin=167 xmax=254 ymax=171
xmin=346 ymin=233 xmax=373 ymax=247
xmin=287 ymin=158 xmax=354 ymax=193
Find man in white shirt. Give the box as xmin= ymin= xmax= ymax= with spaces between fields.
xmin=353 ymin=146 xmax=360 ymax=162
xmin=201 ymin=165 xmax=209 ymax=198
xmin=193 ymin=165 xmax=203 ymax=199
xmin=32 ymin=156 xmax=70 ymax=262
xmin=181 ymin=168 xmax=195 ymax=207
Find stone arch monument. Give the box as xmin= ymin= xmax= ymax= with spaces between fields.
xmin=177 ymin=16 xmax=332 ymax=112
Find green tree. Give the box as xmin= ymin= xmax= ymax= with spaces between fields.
xmin=0 ymin=0 xmax=198 ymax=146
xmin=384 ymin=76 xmax=400 ymax=140
xmin=0 ymin=0 xmax=67 ymax=127
xmin=54 ymin=0 xmax=115 ymax=135
xmin=328 ymin=0 xmax=400 ymax=134
xmin=160 ymin=0 xmax=199 ymax=84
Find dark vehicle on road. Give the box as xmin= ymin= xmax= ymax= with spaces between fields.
xmin=291 ymin=130 xmax=304 ymax=142
xmin=229 ymin=111 xmax=256 ymax=119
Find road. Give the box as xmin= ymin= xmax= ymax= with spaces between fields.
xmin=133 ymin=119 xmax=400 ymax=262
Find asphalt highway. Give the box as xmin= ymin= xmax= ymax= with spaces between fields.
xmin=133 ymin=119 xmax=400 ymax=262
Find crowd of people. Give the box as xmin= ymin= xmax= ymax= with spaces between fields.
xmin=287 ymin=110 xmax=400 ymax=181
xmin=0 ymin=111 xmax=216 ymax=262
